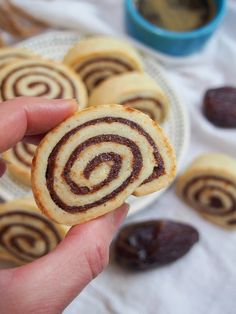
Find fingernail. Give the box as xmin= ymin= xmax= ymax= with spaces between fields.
xmin=112 ymin=203 xmax=129 ymax=229
xmin=66 ymin=99 xmax=78 ymax=111
xmin=54 ymin=99 xmax=78 ymax=111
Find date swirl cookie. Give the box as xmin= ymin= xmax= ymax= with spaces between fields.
xmin=177 ymin=153 xmax=236 ymax=229
xmin=0 ymin=198 xmax=68 ymax=265
xmin=89 ymin=72 xmax=169 ymax=124
xmin=0 ymin=47 xmax=37 ymax=70
xmin=3 ymin=142 xmax=36 ymax=186
xmin=32 ymin=104 xmax=176 ymax=225
xmin=63 ymin=37 xmax=143 ymax=94
xmin=0 ymin=59 xmax=87 ymax=106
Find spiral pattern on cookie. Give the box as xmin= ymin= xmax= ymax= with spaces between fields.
xmin=45 ymin=118 xmax=151 ymax=213
xmin=121 ymin=97 xmax=164 ymax=123
xmin=3 ymin=142 xmax=36 ymax=186
xmin=177 ymin=154 xmax=236 ymax=228
xmin=88 ymin=73 xmax=169 ymax=124
xmin=0 ymin=59 xmax=87 ymax=106
xmin=77 ymin=57 xmax=135 ymax=93
xmin=32 ymin=105 xmax=176 ymax=225
xmin=13 ymin=142 xmax=36 ymax=168
xmin=183 ymin=176 xmax=236 ymax=217
xmin=63 ymin=37 xmax=143 ymax=94
xmin=0 ymin=211 xmax=61 ymax=262
xmin=0 ymin=48 xmax=36 ymax=70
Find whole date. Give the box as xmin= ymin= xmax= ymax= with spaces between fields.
xmin=114 ymin=220 xmax=199 ymax=270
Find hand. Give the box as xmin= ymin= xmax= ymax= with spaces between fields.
xmin=0 ymin=97 xmax=128 ymax=314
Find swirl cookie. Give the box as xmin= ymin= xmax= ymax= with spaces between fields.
xmin=0 ymin=198 xmax=68 ymax=265
xmin=89 ymin=72 xmax=169 ymax=124
xmin=32 ymin=104 xmax=176 ymax=225
xmin=3 ymin=142 xmax=36 ymax=186
xmin=63 ymin=37 xmax=143 ymax=94
xmin=0 ymin=59 xmax=87 ymax=106
xmin=177 ymin=153 xmax=236 ymax=229
xmin=0 ymin=47 xmax=37 ymax=70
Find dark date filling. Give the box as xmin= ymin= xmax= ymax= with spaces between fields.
xmin=47 ymin=134 xmax=142 ymax=213
xmin=121 ymin=97 xmax=163 ymax=121
xmin=13 ymin=143 xmax=34 ymax=167
xmin=183 ymin=176 xmax=236 ymax=216
xmin=46 ymin=117 xmax=165 ymax=213
xmin=209 ymin=196 xmax=223 ymax=208
xmin=0 ymin=211 xmax=61 ymax=262
xmin=64 ymin=151 xmax=122 ymax=194
xmin=1 ymin=64 xmax=78 ymax=100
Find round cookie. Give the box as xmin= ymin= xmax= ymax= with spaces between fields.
xmin=3 ymin=142 xmax=36 ymax=187
xmin=0 ymin=47 xmax=37 ymax=70
xmin=0 ymin=59 xmax=87 ymax=107
xmin=32 ymin=104 xmax=176 ymax=225
xmin=63 ymin=36 xmax=143 ymax=94
xmin=176 ymin=153 xmax=236 ymax=229
xmin=0 ymin=198 xmax=68 ymax=265
xmin=89 ymin=72 xmax=169 ymax=124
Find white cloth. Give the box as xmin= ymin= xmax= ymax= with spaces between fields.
xmin=11 ymin=1 xmax=236 ymax=313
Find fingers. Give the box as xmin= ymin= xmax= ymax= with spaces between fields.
xmin=0 ymin=204 xmax=129 ymax=314
xmin=0 ymin=97 xmax=77 ymax=153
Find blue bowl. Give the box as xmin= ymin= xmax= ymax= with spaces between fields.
xmin=125 ymin=0 xmax=226 ymax=56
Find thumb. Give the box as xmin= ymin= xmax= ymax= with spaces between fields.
xmin=0 ymin=204 xmax=129 ymax=314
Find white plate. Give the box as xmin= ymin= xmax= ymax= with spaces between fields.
xmin=0 ymin=30 xmax=190 ymax=215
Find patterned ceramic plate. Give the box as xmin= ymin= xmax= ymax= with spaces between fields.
xmin=0 ymin=30 xmax=189 ymax=215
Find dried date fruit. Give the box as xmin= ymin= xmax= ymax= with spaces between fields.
xmin=203 ymin=87 xmax=236 ymax=128
xmin=114 ymin=220 xmax=199 ymax=270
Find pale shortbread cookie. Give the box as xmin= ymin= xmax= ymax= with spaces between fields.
xmin=177 ymin=153 xmax=236 ymax=229
xmin=0 ymin=59 xmax=88 ymax=107
xmin=0 ymin=47 xmax=37 ymax=70
xmin=89 ymin=72 xmax=169 ymax=124
xmin=0 ymin=198 xmax=68 ymax=265
xmin=3 ymin=142 xmax=36 ymax=187
xmin=32 ymin=104 xmax=176 ymax=225
xmin=63 ymin=36 xmax=143 ymax=94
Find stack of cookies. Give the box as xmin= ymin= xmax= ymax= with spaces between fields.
xmin=64 ymin=36 xmax=170 ymax=125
